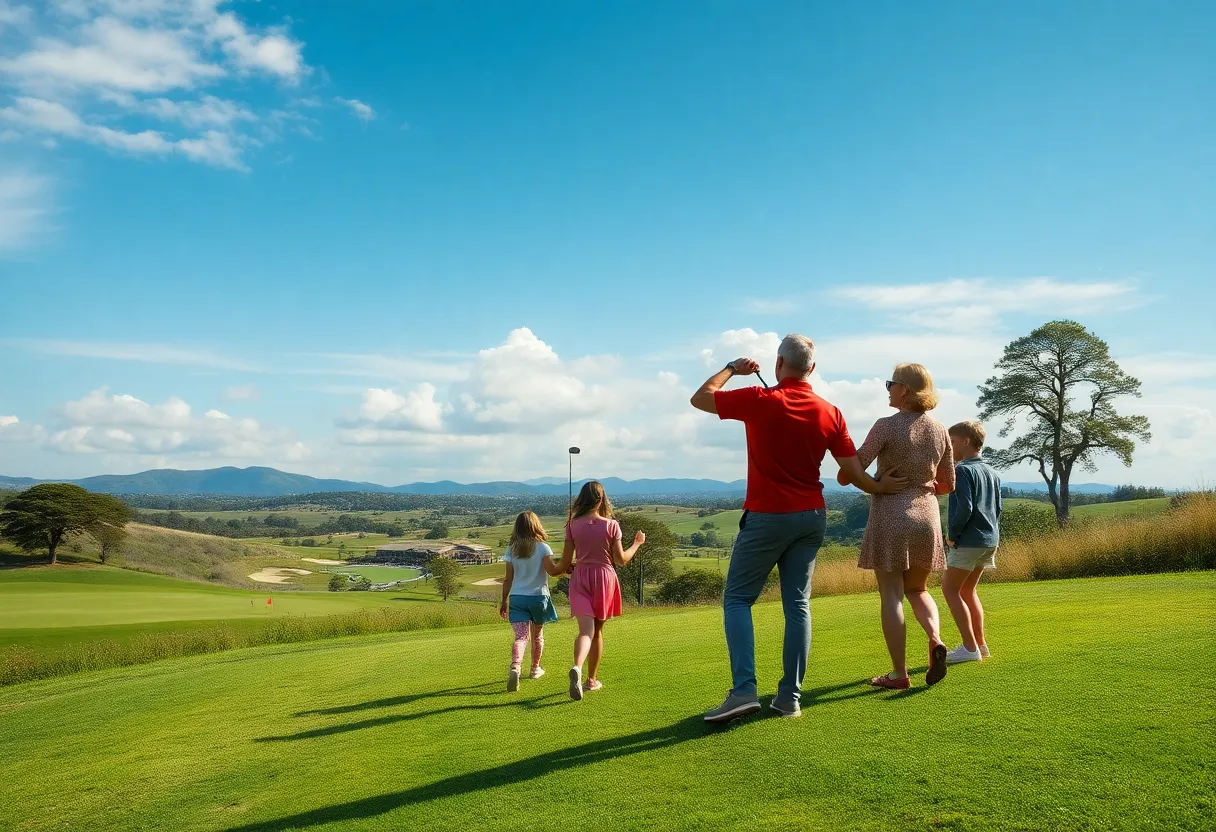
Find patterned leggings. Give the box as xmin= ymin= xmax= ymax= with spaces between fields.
xmin=510 ymin=622 xmax=544 ymax=672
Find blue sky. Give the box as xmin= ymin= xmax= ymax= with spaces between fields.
xmin=1 ymin=1 xmax=1213 ymax=487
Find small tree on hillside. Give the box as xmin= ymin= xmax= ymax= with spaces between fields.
xmin=615 ymin=514 xmax=677 ymax=605
xmin=425 ymin=523 xmax=449 ymax=540
xmin=978 ymin=321 xmax=1151 ymax=526
xmin=428 ymin=554 xmax=462 ymax=601
xmin=0 ymin=484 xmax=130 ymax=565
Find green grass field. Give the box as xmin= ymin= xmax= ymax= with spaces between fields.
xmin=1 ymin=572 xmax=1210 ymax=831
xmin=1072 ymin=497 xmax=1172 ymax=519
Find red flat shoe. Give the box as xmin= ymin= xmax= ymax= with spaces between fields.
xmin=868 ymin=674 xmax=911 ymax=690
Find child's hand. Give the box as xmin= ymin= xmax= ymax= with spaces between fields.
xmin=498 ymin=602 xmax=508 ymax=620
xmin=633 ymin=530 xmax=646 ymax=547
xmin=945 ymin=539 xmax=955 ymax=549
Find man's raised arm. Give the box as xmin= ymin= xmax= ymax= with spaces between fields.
xmin=690 ymin=358 xmax=760 ymax=414
xmin=835 ymin=454 xmax=908 ymax=495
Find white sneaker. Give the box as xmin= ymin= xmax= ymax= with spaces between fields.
xmin=530 ymin=667 xmax=546 ymax=680
xmin=979 ymin=644 xmax=991 ymax=659
xmin=945 ymin=645 xmax=982 ymax=664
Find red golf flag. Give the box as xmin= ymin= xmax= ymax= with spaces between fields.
xmin=266 ymin=598 xmax=273 ymax=605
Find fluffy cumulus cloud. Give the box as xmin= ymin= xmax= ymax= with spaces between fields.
xmin=0 ymin=1 xmax=369 ymax=170
xmin=35 ymin=387 xmax=308 ymax=465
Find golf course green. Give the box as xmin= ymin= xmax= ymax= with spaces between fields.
xmin=2 ymin=572 xmax=1211 ymax=831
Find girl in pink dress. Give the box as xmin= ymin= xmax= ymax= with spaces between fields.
xmin=555 ymin=480 xmax=645 ymax=701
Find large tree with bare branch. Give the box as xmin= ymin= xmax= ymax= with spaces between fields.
xmin=977 ymin=320 xmax=1151 ymax=526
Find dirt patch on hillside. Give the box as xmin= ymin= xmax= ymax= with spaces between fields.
xmin=301 ymin=558 xmax=346 ymax=565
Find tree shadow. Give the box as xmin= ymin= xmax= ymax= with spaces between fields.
xmin=227 ymin=715 xmax=715 ymax=832
xmin=262 ymin=693 xmax=567 ymax=742
xmin=294 ymin=682 xmax=501 ymax=717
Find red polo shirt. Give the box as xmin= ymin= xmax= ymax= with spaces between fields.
xmin=715 ymin=378 xmax=856 ymax=513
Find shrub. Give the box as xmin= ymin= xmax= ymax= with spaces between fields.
xmin=1000 ymin=501 xmax=1058 ymax=540
xmin=327 ymin=574 xmax=348 ymax=592
xmin=657 ymin=570 xmax=725 ymax=605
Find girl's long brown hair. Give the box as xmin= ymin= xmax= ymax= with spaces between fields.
xmin=508 ymin=510 xmax=547 ymax=559
xmin=568 ymin=480 xmax=614 ymax=522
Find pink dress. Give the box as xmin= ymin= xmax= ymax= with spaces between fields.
xmin=566 ymin=515 xmax=623 ymax=620
xmin=856 ymin=411 xmax=956 ymax=572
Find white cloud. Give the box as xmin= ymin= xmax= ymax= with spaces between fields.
xmin=9 ymin=337 xmax=261 ymax=371
xmin=44 ymin=387 xmax=308 ymax=463
xmin=744 ymin=297 xmax=797 ymax=315
xmin=222 ymin=384 xmax=259 ymax=402
xmin=835 ymin=278 xmax=1139 ymax=331
xmin=0 ymin=414 xmax=47 ymax=444
xmin=0 ymin=1 xmax=360 ymax=170
xmin=0 ymin=168 xmax=51 ymax=253
xmin=700 ymin=328 xmax=782 ymax=368
xmin=336 ymin=97 xmax=374 ymax=121
xmin=356 ymin=384 xmax=447 ymax=432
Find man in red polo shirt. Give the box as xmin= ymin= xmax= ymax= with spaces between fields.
xmin=691 ymin=333 xmax=904 ymax=723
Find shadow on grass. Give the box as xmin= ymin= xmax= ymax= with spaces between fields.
xmin=801 ymin=666 xmax=931 ymax=705
xmin=228 ymin=715 xmax=715 ymax=832
xmin=261 ymin=692 xmax=567 ymax=742
xmin=294 ymin=682 xmax=501 ymax=717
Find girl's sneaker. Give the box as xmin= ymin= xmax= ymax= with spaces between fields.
xmin=507 ymin=669 xmax=520 ymax=692
xmin=568 ymin=667 xmax=583 ymax=701
xmin=530 ymin=667 xmax=546 ymax=680
xmin=979 ymin=644 xmax=991 ymax=659
xmin=586 ymin=679 xmax=603 ymax=693
xmin=946 ymin=645 xmax=982 ymax=664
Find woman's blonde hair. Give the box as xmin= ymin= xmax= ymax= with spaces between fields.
xmin=892 ymin=363 xmax=940 ymax=412
xmin=568 ymin=480 xmax=614 ymax=522
xmin=508 ymin=510 xmax=547 ymax=559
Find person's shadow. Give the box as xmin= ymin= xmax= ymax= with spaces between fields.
xmin=226 ymin=715 xmax=714 ymax=832
xmin=293 ymin=682 xmax=501 ymax=717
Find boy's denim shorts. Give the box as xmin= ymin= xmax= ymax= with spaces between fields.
xmin=946 ymin=546 xmax=997 ymax=570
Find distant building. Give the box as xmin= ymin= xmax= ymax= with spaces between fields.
xmin=371 ymin=540 xmax=496 ymax=567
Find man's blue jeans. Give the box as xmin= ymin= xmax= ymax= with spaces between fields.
xmin=723 ymin=509 xmax=826 ymax=702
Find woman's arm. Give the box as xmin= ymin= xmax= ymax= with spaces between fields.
xmin=498 ymin=562 xmax=514 ymax=619
xmin=610 ymin=531 xmax=647 ymax=567
xmin=934 ymin=437 xmax=956 ymax=496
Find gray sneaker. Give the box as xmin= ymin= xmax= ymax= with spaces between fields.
xmin=704 ymin=692 xmax=761 ymax=724
xmin=769 ymin=697 xmax=801 ymax=718
xmin=507 ymin=669 xmax=520 ymax=692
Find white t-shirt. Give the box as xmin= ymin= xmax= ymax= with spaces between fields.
xmin=504 ymin=542 xmax=553 ymax=597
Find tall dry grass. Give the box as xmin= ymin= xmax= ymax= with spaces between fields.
xmin=0 ymin=603 xmax=499 ymax=687
xmin=803 ymin=493 xmax=1216 ymax=597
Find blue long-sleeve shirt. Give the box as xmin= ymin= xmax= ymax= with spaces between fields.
xmin=948 ymin=457 xmax=1002 ymax=547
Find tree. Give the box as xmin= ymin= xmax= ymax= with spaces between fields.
xmin=656 ymin=570 xmax=725 ymax=605
xmin=615 ymin=513 xmax=678 ymax=605
xmin=424 ymin=523 xmax=449 ymax=540
xmin=978 ymin=321 xmax=1151 ymax=526
xmin=843 ymin=496 xmax=870 ymax=531
xmin=428 ymin=554 xmax=462 ymax=600
xmin=0 ymin=484 xmax=130 ymax=565
xmin=327 ymin=574 xmax=348 ymax=592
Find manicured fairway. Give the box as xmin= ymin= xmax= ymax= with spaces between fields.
xmin=1 ymin=573 xmax=1212 ymax=832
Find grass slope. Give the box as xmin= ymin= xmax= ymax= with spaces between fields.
xmin=1 ymin=573 xmax=1211 ymax=832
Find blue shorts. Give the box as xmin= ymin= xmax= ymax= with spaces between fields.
xmin=508 ymin=594 xmax=559 ymax=624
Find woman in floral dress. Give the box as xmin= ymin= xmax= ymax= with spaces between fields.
xmin=841 ymin=363 xmax=955 ymax=689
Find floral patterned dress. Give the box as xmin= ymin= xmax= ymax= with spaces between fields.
xmin=856 ymin=411 xmax=955 ymax=572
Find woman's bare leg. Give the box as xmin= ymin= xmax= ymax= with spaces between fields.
xmin=904 ymin=567 xmax=943 ymax=648
xmin=587 ymin=619 xmax=606 ymax=680
xmin=962 ymin=567 xmax=986 ymax=649
xmin=875 ymin=569 xmax=908 ymax=678
xmin=573 ymin=615 xmax=595 ymax=669
xmin=942 ymin=567 xmax=977 ymax=651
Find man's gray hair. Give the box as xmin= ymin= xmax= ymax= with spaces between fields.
xmin=778 ymin=334 xmax=816 ymax=375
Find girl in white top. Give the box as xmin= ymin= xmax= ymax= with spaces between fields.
xmin=499 ymin=510 xmax=565 ymax=692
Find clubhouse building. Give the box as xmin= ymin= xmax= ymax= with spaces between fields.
xmin=371 ymin=540 xmax=496 ymax=567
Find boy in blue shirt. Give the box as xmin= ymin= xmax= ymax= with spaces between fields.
xmin=943 ymin=421 xmax=1002 ymax=664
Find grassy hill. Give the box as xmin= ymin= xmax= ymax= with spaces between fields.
xmin=0 ymin=572 xmax=1210 ymax=831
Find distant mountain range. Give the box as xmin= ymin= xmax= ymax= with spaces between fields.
xmin=0 ymin=466 xmax=751 ymax=497
xmin=0 ymin=466 xmax=1124 ymax=498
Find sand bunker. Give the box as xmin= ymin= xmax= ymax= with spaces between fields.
xmin=249 ymin=568 xmax=312 ymax=584
xmin=472 ymin=578 xmax=503 ymax=586
xmin=300 ymin=558 xmax=346 ymax=565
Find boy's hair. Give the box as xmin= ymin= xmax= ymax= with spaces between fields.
xmin=568 ymin=480 xmax=614 ymax=522
xmin=509 ymin=510 xmax=547 ymax=559
xmin=892 ymin=363 xmax=939 ymax=412
xmin=949 ymin=420 xmax=987 ymax=449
